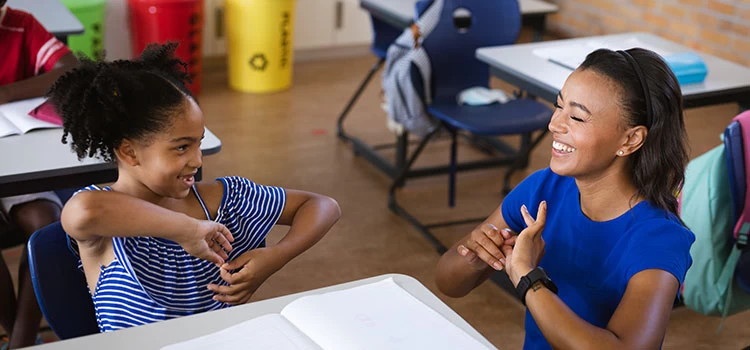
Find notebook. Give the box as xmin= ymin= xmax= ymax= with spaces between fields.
xmin=0 ymin=97 xmax=61 ymax=138
xmin=161 ymin=278 xmax=492 ymax=350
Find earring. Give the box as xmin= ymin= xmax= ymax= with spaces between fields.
xmin=618 ymin=150 xmax=624 ymax=156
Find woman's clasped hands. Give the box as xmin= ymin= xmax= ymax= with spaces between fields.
xmin=457 ymin=201 xmax=548 ymax=286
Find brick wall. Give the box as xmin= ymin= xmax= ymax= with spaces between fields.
xmin=544 ymin=0 xmax=750 ymax=67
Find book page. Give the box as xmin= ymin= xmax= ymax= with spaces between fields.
xmin=0 ymin=97 xmax=60 ymax=135
xmin=281 ymin=278 xmax=490 ymax=350
xmin=160 ymin=314 xmax=322 ymax=350
xmin=0 ymin=114 xmax=21 ymax=138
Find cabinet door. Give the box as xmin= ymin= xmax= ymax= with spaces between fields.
xmin=333 ymin=0 xmax=372 ymax=46
xmin=294 ymin=0 xmax=336 ymax=50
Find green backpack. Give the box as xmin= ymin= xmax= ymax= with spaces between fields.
xmin=681 ymin=143 xmax=750 ymax=317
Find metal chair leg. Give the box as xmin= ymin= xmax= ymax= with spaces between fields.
xmin=388 ymin=128 xmax=448 ymax=254
xmin=336 ymin=57 xmax=386 ymax=142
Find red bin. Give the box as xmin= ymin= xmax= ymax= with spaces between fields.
xmin=127 ymin=0 xmax=204 ymax=95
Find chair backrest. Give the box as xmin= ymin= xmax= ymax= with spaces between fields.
xmin=27 ymin=222 xmax=99 ymax=339
xmin=422 ymin=0 xmax=521 ymax=102
xmin=369 ymin=16 xmax=403 ymax=59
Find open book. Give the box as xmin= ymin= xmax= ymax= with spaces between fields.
xmin=161 ymin=278 xmax=492 ymax=350
xmin=0 ymin=97 xmax=61 ymax=138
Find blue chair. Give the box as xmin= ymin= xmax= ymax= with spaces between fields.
xmin=27 ymin=221 xmax=99 ymax=339
xmin=387 ymin=0 xmax=552 ymax=253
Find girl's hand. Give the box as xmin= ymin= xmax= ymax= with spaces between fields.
xmin=457 ymin=223 xmax=517 ymax=271
xmin=503 ymin=201 xmax=547 ymax=287
xmin=207 ymin=247 xmax=284 ymax=305
xmin=176 ymin=219 xmax=234 ymax=265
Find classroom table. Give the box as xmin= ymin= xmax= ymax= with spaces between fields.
xmin=25 ymin=274 xmax=496 ymax=350
xmin=0 ymin=128 xmax=221 ymax=197
xmin=360 ymin=0 xmax=559 ymax=41
xmin=476 ymin=32 xmax=750 ymax=110
xmin=7 ymin=0 xmax=84 ymax=44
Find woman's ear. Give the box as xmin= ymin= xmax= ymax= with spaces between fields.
xmin=114 ymin=139 xmax=139 ymax=166
xmin=619 ymin=126 xmax=648 ymax=156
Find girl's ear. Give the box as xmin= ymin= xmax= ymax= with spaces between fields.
xmin=618 ymin=125 xmax=648 ymax=157
xmin=114 ymin=139 xmax=139 ymax=166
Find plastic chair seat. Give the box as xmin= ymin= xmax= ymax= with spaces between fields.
xmin=428 ymin=99 xmax=552 ymax=135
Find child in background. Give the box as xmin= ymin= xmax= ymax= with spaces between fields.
xmin=0 ymin=0 xmax=78 ymax=348
xmin=48 ymin=43 xmax=340 ymax=332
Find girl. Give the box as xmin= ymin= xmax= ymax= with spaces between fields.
xmin=49 ymin=43 xmax=341 ymax=332
xmin=436 ymin=48 xmax=694 ymax=349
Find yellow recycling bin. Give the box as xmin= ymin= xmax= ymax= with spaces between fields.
xmin=225 ymin=0 xmax=296 ymax=93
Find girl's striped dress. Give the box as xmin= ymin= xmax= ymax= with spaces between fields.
xmin=69 ymin=176 xmax=285 ymax=332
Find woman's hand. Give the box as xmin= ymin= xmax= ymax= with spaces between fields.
xmin=207 ymin=247 xmax=285 ymax=305
xmin=457 ymin=223 xmax=517 ymax=271
xmin=503 ymin=201 xmax=547 ymax=286
xmin=176 ymin=219 xmax=234 ymax=266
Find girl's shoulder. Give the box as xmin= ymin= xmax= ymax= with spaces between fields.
xmin=196 ymin=176 xmax=285 ymax=209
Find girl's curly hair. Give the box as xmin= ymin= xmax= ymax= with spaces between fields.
xmin=48 ymin=42 xmax=194 ymax=162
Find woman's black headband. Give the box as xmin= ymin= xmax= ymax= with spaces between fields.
xmin=617 ymin=50 xmax=652 ymax=128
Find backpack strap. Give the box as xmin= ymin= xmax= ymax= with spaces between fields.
xmin=732 ymin=111 xmax=750 ymax=247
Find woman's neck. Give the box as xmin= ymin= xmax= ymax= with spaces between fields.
xmin=575 ymin=170 xmax=642 ymax=222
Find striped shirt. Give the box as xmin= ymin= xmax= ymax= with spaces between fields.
xmin=69 ymin=177 xmax=285 ymax=332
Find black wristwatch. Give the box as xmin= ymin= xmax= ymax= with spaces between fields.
xmin=516 ymin=267 xmax=558 ymax=306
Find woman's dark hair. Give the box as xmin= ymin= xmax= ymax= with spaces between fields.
xmin=48 ymin=42 xmax=193 ymax=162
xmin=579 ymin=48 xmax=688 ymax=218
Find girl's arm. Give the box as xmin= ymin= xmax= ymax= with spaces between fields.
xmin=435 ymin=204 xmax=514 ymax=298
xmin=209 ymin=189 xmax=341 ymax=305
xmin=269 ymin=189 xmax=341 ymax=264
xmin=61 ymin=190 xmax=234 ymax=265
xmin=0 ymin=52 xmax=78 ymax=104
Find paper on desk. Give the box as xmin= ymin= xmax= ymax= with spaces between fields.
xmin=281 ymin=278 xmax=490 ymax=350
xmin=161 ymin=278 xmax=491 ymax=350
xmin=160 ymin=314 xmax=322 ymax=350
xmin=533 ymin=36 xmax=674 ymax=70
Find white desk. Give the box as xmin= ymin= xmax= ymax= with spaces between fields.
xmin=7 ymin=0 xmax=84 ymax=43
xmin=0 ymin=128 xmax=221 ymax=197
xmin=360 ymin=0 xmax=559 ymax=41
xmin=25 ymin=274 xmax=496 ymax=350
xmin=476 ymin=32 xmax=750 ymax=109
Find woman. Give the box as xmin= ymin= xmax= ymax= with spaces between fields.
xmin=436 ymin=48 xmax=694 ymax=349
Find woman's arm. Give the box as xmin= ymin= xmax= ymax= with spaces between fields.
xmin=506 ymin=203 xmax=679 ymax=349
xmin=61 ymin=190 xmax=234 ymax=264
xmin=524 ymin=270 xmax=678 ymax=350
xmin=0 ymin=52 xmax=78 ymax=104
xmin=435 ymin=204 xmax=515 ymax=297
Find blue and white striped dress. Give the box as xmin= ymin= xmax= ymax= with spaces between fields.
xmin=69 ymin=176 xmax=285 ymax=332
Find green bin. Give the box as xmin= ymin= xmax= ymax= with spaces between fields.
xmin=61 ymin=0 xmax=107 ymax=60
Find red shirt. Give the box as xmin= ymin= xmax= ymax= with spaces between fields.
xmin=0 ymin=6 xmax=71 ymax=85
